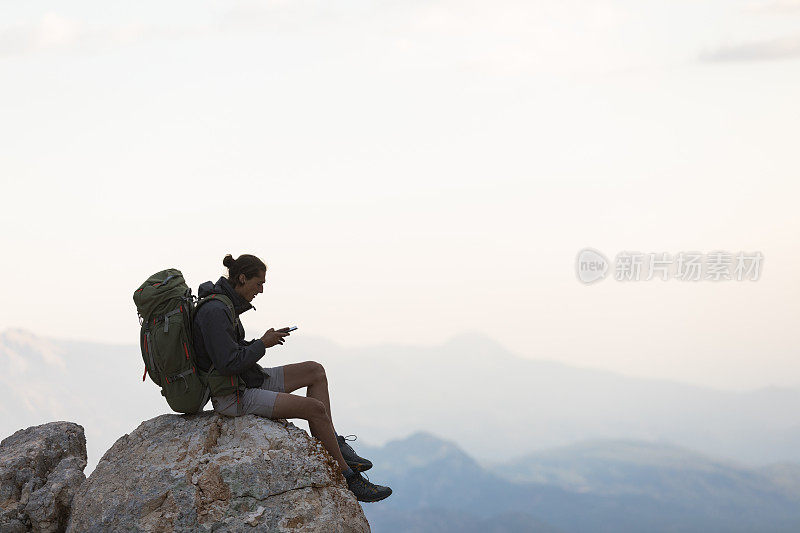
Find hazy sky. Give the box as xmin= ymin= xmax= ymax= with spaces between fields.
xmin=1 ymin=0 xmax=799 ymax=391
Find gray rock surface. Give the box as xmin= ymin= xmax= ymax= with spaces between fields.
xmin=0 ymin=422 xmax=87 ymax=533
xmin=67 ymin=412 xmax=370 ymax=532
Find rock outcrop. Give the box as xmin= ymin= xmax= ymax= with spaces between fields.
xmin=0 ymin=422 xmax=87 ymax=533
xmin=67 ymin=413 xmax=369 ymax=532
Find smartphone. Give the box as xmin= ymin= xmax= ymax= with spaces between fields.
xmin=286 ymin=326 xmax=298 ymax=332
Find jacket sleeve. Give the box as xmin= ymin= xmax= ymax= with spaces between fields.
xmin=197 ymin=303 xmax=266 ymax=376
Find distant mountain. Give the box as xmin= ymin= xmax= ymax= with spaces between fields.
xmin=3 ymin=327 xmax=800 ymax=473
xmin=364 ymin=507 xmax=565 ymax=533
xmin=759 ymin=462 xmax=800 ymax=496
xmin=360 ymin=432 xmax=800 ymax=533
xmin=494 ymin=439 xmax=800 ymax=519
xmin=309 ymin=330 xmax=800 ymax=465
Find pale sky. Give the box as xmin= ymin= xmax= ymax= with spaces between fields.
xmin=1 ymin=0 xmax=799 ymax=391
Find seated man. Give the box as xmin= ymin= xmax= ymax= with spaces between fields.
xmin=193 ymin=253 xmax=391 ymax=503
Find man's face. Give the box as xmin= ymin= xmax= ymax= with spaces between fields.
xmin=237 ymin=270 xmax=266 ymax=302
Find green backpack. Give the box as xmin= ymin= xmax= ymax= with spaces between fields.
xmin=133 ymin=268 xmax=239 ymax=414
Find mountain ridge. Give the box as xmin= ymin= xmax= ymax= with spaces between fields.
xmin=360 ymin=432 xmax=800 ymax=533
xmin=5 ymin=326 xmax=798 ymax=394
xmin=3 ymin=327 xmax=800 ymax=472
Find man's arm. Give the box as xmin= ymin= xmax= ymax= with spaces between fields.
xmin=196 ymin=304 xmax=266 ymax=376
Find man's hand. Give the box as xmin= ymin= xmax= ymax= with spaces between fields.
xmin=261 ymin=327 xmax=291 ymax=348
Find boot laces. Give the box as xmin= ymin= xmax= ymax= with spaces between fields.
xmin=352 ymin=471 xmax=379 ymax=494
xmin=339 ymin=434 xmax=359 ymax=455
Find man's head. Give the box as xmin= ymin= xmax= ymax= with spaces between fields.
xmin=223 ymin=253 xmax=267 ymax=303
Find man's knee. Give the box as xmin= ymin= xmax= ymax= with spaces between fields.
xmin=303 ymin=397 xmax=328 ymax=421
xmin=306 ymin=361 xmax=327 ymax=384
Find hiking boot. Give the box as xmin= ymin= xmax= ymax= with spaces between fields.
xmin=345 ymin=470 xmax=392 ymax=502
xmin=338 ymin=435 xmax=373 ymax=472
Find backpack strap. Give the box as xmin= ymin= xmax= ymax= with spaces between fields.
xmin=196 ymin=293 xmax=238 ymax=328
xmin=195 ymin=293 xmax=245 ymax=405
xmin=195 ymin=293 xmax=242 ymax=348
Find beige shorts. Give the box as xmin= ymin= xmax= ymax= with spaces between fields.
xmin=211 ymin=365 xmax=285 ymax=419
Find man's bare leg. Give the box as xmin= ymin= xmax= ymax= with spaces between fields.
xmin=282 ymin=361 xmax=337 ymax=434
xmin=271 ymin=392 xmax=348 ymax=471
xmin=271 ymin=388 xmax=393 ymax=502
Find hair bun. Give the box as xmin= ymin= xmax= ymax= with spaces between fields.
xmin=223 ymin=254 xmax=235 ymax=268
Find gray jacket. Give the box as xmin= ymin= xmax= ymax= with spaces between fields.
xmin=192 ymin=276 xmax=267 ymax=389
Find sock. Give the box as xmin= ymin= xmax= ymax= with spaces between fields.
xmin=342 ymin=467 xmax=356 ymax=479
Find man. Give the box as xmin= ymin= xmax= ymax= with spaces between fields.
xmin=192 ymin=253 xmax=392 ymax=503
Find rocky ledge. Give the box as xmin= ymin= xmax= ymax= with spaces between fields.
xmin=0 ymin=422 xmax=87 ymax=533
xmin=66 ymin=413 xmax=369 ymax=532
